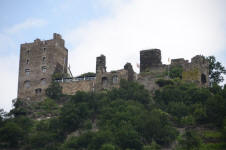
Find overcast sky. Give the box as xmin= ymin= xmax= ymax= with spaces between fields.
xmin=0 ymin=0 xmax=226 ymax=112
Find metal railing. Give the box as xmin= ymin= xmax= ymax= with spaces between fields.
xmin=55 ymin=76 xmax=96 ymax=83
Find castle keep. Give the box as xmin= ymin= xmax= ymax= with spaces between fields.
xmin=18 ymin=33 xmax=68 ymax=100
xmin=17 ymin=33 xmax=209 ymax=100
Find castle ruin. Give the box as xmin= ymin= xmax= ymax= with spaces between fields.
xmin=17 ymin=33 xmax=209 ymax=101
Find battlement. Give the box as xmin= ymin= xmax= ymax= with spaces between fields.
xmin=21 ymin=33 xmax=65 ymax=48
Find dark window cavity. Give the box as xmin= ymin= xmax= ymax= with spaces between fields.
xmin=201 ymin=74 xmax=207 ymax=84
xmin=35 ymin=88 xmax=42 ymax=95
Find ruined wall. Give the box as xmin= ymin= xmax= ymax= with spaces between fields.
xmin=95 ymin=69 xmax=128 ymax=91
xmin=124 ymin=63 xmax=134 ymax=81
xmin=138 ymin=50 xmax=209 ymax=91
xmin=137 ymin=65 xmax=168 ymax=92
xmin=60 ymin=80 xmax=94 ymax=95
xmin=95 ymin=54 xmax=131 ymax=91
xmin=182 ymin=55 xmax=209 ymax=87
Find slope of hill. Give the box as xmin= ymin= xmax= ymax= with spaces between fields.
xmin=0 ymin=79 xmax=226 ymax=150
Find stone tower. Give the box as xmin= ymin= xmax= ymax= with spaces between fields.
xmin=140 ymin=49 xmax=162 ymax=72
xmin=17 ymin=33 xmax=68 ymax=100
xmin=96 ymin=54 xmax=106 ymax=74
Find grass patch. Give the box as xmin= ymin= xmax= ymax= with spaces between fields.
xmin=202 ymin=130 xmax=222 ymax=139
xmin=200 ymin=143 xmax=226 ymax=150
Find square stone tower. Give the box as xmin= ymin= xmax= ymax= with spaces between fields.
xmin=17 ymin=33 xmax=68 ymax=100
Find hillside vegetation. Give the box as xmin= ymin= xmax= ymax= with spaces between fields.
xmin=0 ymin=56 xmax=226 ymax=150
xmin=0 ymin=79 xmax=226 ymax=150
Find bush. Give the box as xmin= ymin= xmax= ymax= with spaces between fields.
xmin=46 ymin=82 xmax=63 ymax=100
xmin=156 ymin=79 xmax=174 ymax=87
xmin=0 ymin=121 xmax=25 ymax=148
xmin=169 ymin=66 xmax=183 ymax=79
xmin=100 ymin=143 xmax=116 ymax=150
xmin=178 ymin=130 xmax=202 ymax=150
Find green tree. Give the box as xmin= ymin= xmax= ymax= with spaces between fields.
xmin=206 ymin=95 xmax=226 ymax=127
xmin=207 ymin=56 xmax=226 ymax=85
xmin=178 ymin=130 xmax=202 ymax=150
xmin=115 ymin=126 xmax=142 ymax=150
xmin=46 ymin=82 xmax=63 ymax=99
xmin=143 ymin=140 xmax=161 ymax=150
xmin=0 ymin=109 xmax=6 ymax=126
xmin=0 ymin=121 xmax=24 ymax=148
xmin=100 ymin=143 xmax=116 ymax=150
xmin=169 ymin=65 xmax=183 ymax=79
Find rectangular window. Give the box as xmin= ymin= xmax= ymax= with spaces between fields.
xmin=35 ymin=88 xmax=42 ymax=95
xmin=27 ymin=50 xmax=30 ymax=55
xmin=43 ymin=47 xmax=46 ymax=53
xmin=42 ymin=66 xmax=47 ymax=72
xmin=42 ymin=56 xmax=46 ymax=63
xmin=25 ymin=69 xmax=30 ymax=75
xmin=26 ymin=59 xmax=29 ymax=64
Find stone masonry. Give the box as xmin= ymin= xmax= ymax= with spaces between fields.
xmin=17 ymin=34 xmax=209 ymax=101
xmin=17 ymin=33 xmax=68 ymax=100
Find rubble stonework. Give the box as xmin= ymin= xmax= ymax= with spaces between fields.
xmin=17 ymin=33 xmax=68 ymax=100
xmin=140 ymin=49 xmax=162 ymax=72
xmin=17 ymin=34 xmax=209 ymax=101
xmin=138 ymin=49 xmax=209 ymax=91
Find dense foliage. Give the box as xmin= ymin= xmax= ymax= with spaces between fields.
xmin=207 ymin=56 xmax=226 ymax=85
xmin=1 ymin=75 xmax=226 ymax=149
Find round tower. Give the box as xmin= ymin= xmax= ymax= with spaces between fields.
xmin=140 ymin=49 xmax=162 ymax=72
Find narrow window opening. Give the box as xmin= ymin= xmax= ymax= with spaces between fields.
xmin=102 ymin=77 xmax=108 ymax=88
xmin=43 ymin=47 xmax=46 ymax=53
xmin=112 ymin=75 xmax=118 ymax=84
xmin=26 ymin=59 xmax=29 ymax=64
xmin=42 ymin=66 xmax=47 ymax=72
xmin=42 ymin=56 xmax=46 ymax=63
xmin=201 ymin=74 xmax=207 ymax=84
xmin=25 ymin=69 xmax=30 ymax=75
xmin=27 ymin=50 xmax=30 ymax=55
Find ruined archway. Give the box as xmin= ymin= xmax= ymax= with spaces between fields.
xmin=201 ymin=74 xmax=207 ymax=84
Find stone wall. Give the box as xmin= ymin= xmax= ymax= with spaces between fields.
xmin=18 ymin=33 xmax=68 ymax=100
xmin=182 ymin=55 xmax=209 ymax=87
xmin=140 ymin=49 xmax=162 ymax=72
xmin=60 ymin=80 xmax=95 ymax=95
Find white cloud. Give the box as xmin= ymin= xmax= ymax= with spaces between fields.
xmin=0 ymin=55 xmax=19 ymax=112
xmin=65 ymin=0 xmax=226 ymax=75
xmin=6 ymin=18 xmax=47 ymax=34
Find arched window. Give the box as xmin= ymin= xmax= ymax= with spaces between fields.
xmin=112 ymin=75 xmax=118 ymax=84
xmin=27 ymin=50 xmax=30 ymax=55
xmin=42 ymin=56 xmax=46 ymax=63
xmin=24 ymin=80 xmax=31 ymax=88
xmin=201 ymin=74 xmax=207 ymax=84
xmin=102 ymin=77 xmax=108 ymax=87
xmin=25 ymin=69 xmax=30 ymax=75
xmin=41 ymin=78 xmax=46 ymax=85
xmin=43 ymin=47 xmax=46 ymax=53
xmin=26 ymin=59 xmax=29 ymax=64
